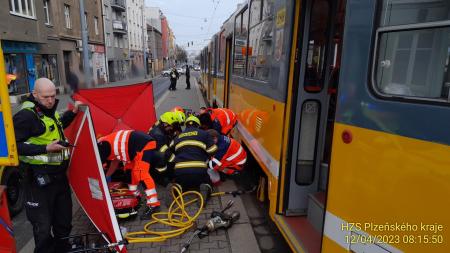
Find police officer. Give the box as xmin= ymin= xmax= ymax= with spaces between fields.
xmin=168 ymin=66 xmax=179 ymax=91
xmin=185 ymin=64 xmax=191 ymax=90
xmin=13 ymin=78 xmax=83 ymax=253
xmin=169 ymin=116 xmax=217 ymax=204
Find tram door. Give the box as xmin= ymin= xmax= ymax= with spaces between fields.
xmin=207 ymin=52 xmax=212 ymax=102
xmin=286 ymin=0 xmax=345 ymax=220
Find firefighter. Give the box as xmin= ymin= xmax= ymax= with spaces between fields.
xmin=169 ymin=115 xmax=218 ymax=204
xmin=147 ymin=112 xmax=180 ymax=186
xmin=13 ymin=78 xmax=83 ymax=253
xmin=148 ymin=112 xmax=178 ymax=155
xmin=198 ymin=107 xmax=237 ymax=135
xmin=206 ymin=129 xmax=247 ymax=184
xmin=97 ymin=130 xmax=167 ymax=220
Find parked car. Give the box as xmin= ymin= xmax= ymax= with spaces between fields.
xmin=177 ymin=67 xmax=186 ymax=75
xmin=161 ymin=69 xmax=171 ymax=77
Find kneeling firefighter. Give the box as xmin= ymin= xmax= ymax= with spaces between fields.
xmin=169 ymin=116 xmax=217 ymax=205
xmin=97 ymin=130 xmax=167 ymax=219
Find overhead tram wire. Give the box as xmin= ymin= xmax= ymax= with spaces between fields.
xmin=206 ymin=0 xmax=222 ymax=35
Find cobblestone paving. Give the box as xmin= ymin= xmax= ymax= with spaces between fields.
xmin=71 ymin=186 xmax=232 ymax=253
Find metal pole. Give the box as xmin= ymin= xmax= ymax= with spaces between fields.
xmin=151 ymin=26 xmax=157 ymax=77
xmin=142 ymin=4 xmax=147 ymax=79
xmin=79 ymin=0 xmax=92 ymax=88
xmin=101 ymin=4 xmax=109 ymax=83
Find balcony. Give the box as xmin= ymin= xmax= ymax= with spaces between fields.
xmin=112 ymin=20 xmax=127 ymax=34
xmin=111 ymin=0 xmax=126 ymax=11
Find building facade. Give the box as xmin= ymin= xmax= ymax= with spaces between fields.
xmin=1 ymin=0 xmax=61 ymax=99
xmin=147 ymin=24 xmax=163 ymax=76
xmin=145 ymin=7 xmax=163 ymax=76
xmin=53 ymin=0 xmax=106 ymax=89
xmin=103 ymin=0 xmax=129 ymax=82
xmin=160 ymin=15 xmax=169 ymax=69
xmin=1 ymin=0 xmax=106 ymax=99
xmin=126 ymin=0 xmax=147 ymax=76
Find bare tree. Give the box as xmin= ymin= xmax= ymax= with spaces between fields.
xmin=176 ymin=45 xmax=188 ymax=63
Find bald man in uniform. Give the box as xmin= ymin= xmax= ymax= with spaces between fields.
xmin=13 ymin=78 xmax=83 ymax=253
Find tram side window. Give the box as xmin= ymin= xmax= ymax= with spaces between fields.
xmin=218 ymin=31 xmax=226 ymax=75
xmin=247 ymin=0 xmax=274 ymax=81
xmin=233 ymin=9 xmax=249 ymax=76
xmin=304 ymin=0 xmax=331 ymax=93
xmin=374 ymin=1 xmax=450 ymax=101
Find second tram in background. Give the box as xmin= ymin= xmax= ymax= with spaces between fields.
xmin=200 ymin=0 xmax=450 ymax=252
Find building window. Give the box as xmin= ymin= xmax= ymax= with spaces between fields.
xmin=10 ymin=0 xmax=36 ymax=18
xmin=106 ymin=33 xmax=111 ymax=47
xmin=104 ymin=4 xmax=109 ymax=20
xmin=114 ymin=36 xmax=119 ymax=47
xmin=43 ymin=0 xmax=50 ymax=25
xmin=94 ymin=17 xmax=99 ymax=35
xmin=64 ymin=4 xmax=71 ymax=29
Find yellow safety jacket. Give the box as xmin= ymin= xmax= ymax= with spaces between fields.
xmin=18 ymin=101 xmax=70 ymax=165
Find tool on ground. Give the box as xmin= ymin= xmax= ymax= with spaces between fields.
xmin=108 ymin=182 xmax=141 ymax=219
xmin=123 ymin=185 xmax=252 ymax=245
xmin=65 ymin=232 xmax=128 ymax=253
xmin=180 ymin=200 xmax=240 ymax=253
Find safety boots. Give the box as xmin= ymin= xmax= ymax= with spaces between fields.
xmin=140 ymin=205 xmax=160 ymax=220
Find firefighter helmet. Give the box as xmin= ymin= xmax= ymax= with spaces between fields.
xmin=160 ymin=112 xmax=177 ymax=125
xmin=174 ymin=111 xmax=186 ymax=124
xmin=185 ymin=115 xmax=200 ymax=126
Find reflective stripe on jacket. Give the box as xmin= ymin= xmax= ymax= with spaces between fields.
xmin=209 ymin=138 xmax=246 ymax=175
xmin=98 ymin=130 xmax=132 ymax=162
xmin=209 ymin=108 xmax=237 ymax=135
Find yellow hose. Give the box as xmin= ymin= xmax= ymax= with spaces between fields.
xmin=125 ymin=186 xmax=224 ymax=244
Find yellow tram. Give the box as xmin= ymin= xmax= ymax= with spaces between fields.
xmin=200 ymin=0 xmax=450 ymax=252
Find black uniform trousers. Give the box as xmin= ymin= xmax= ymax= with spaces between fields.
xmin=186 ymin=75 xmax=191 ymax=89
xmin=169 ymin=78 xmax=177 ymax=90
xmin=173 ymin=170 xmax=211 ymax=191
xmin=24 ymin=164 xmax=72 ymax=253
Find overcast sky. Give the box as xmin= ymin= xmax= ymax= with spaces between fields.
xmin=145 ymin=0 xmax=244 ymax=55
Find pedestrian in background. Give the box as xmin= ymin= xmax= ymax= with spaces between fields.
xmin=185 ymin=64 xmax=191 ymax=90
xmin=169 ymin=66 xmax=179 ymax=91
xmin=13 ymin=78 xmax=83 ymax=253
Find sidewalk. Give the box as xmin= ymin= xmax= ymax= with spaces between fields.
xmin=19 ymin=75 xmax=261 ymax=253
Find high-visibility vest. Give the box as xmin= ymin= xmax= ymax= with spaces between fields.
xmin=209 ymin=108 xmax=237 ymax=135
xmin=209 ymin=138 xmax=246 ymax=175
xmin=19 ymin=101 xmax=70 ymax=165
xmin=98 ymin=130 xmax=132 ymax=162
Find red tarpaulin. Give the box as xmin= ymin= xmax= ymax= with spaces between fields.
xmin=72 ymin=82 xmax=157 ymax=137
xmin=66 ymin=108 xmax=126 ymax=252
xmin=0 ymin=186 xmax=16 ymax=253
xmin=64 ymin=83 xmax=157 ymax=252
